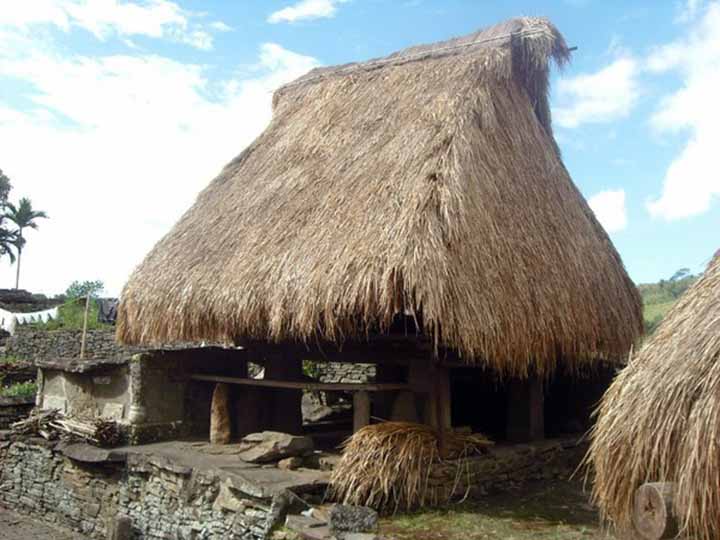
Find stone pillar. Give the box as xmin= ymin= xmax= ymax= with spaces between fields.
xmin=210 ymin=382 xmax=232 ymax=444
xmin=265 ymin=350 xmax=303 ymax=435
xmin=506 ymin=375 xmax=544 ymax=443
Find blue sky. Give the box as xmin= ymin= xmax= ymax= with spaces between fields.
xmin=0 ymin=0 xmax=718 ymax=295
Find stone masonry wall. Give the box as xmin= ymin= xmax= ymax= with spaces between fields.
xmin=0 ymin=440 xmax=273 ymax=539
xmin=0 ymin=397 xmax=34 ymax=429
xmin=6 ymin=329 xmax=139 ymax=363
xmin=315 ymin=362 xmax=375 ymax=384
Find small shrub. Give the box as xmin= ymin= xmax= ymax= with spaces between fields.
xmin=0 ymin=381 xmax=37 ymax=398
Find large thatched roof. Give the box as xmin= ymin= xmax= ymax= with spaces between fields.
xmin=117 ymin=17 xmax=642 ymax=375
xmin=588 ymin=254 xmax=720 ymax=539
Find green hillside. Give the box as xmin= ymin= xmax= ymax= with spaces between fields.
xmin=638 ymin=269 xmax=697 ymax=334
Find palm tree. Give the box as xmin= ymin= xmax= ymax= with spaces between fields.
xmin=0 ymin=218 xmax=19 ymax=265
xmin=5 ymin=198 xmax=48 ymax=289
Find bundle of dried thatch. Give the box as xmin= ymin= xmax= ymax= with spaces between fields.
xmin=328 ymin=422 xmax=492 ymax=512
xmin=117 ymin=16 xmax=641 ymax=378
xmin=587 ymin=254 xmax=720 ymax=540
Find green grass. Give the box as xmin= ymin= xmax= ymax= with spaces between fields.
xmin=0 ymin=355 xmax=25 ymax=367
xmin=379 ymin=481 xmax=612 ymax=540
xmin=0 ymin=380 xmax=37 ymax=398
xmin=639 ymin=275 xmax=697 ymax=334
xmin=28 ymin=299 xmax=113 ymax=331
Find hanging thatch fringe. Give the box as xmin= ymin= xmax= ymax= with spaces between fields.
xmin=116 ymin=17 xmax=642 ymax=376
xmin=587 ymin=254 xmax=720 ymax=540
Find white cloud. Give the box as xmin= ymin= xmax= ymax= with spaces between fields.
xmin=588 ymin=189 xmax=628 ymax=233
xmin=0 ymin=0 xmax=225 ymax=50
xmin=553 ymin=57 xmax=640 ymax=128
xmin=0 ymin=32 xmax=318 ymax=295
xmin=268 ymin=0 xmax=348 ymax=24
xmin=676 ymin=0 xmax=706 ymax=22
xmin=646 ymin=3 xmax=720 ymax=220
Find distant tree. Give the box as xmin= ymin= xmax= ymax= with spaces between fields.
xmin=65 ymin=280 xmax=105 ymax=299
xmin=0 ymin=169 xmax=12 ymax=206
xmin=669 ymin=268 xmax=691 ymax=282
xmin=5 ymin=197 xmax=49 ymax=289
xmin=0 ymin=170 xmax=17 ymax=264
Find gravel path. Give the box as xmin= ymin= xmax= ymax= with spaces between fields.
xmin=0 ymin=507 xmax=86 ymax=540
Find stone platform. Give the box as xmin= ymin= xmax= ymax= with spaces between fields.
xmin=0 ymin=436 xmax=329 ymax=539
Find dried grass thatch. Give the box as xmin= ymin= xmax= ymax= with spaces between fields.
xmin=117 ymin=17 xmax=642 ymax=376
xmin=588 ymin=254 xmax=720 ymax=540
xmin=328 ymin=422 xmax=492 ymax=512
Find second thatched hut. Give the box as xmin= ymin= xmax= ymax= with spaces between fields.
xmin=589 ymin=253 xmax=720 ymax=540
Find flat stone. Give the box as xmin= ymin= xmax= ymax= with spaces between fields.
xmin=278 ymin=457 xmax=303 ymax=471
xmin=328 ymin=505 xmax=378 ymax=535
xmin=238 ymin=431 xmax=314 ymax=463
xmin=58 ymin=443 xmax=127 ymax=464
xmin=344 ymin=534 xmax=381 ymax=540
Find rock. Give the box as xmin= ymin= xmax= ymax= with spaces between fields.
xmin=212 ymin=479 xmax=245 ymax=512
xmin=343 ymin=534 xmax=381 ymax=540
xmin=265 ymin=489 xmax=312 ymax=534
xmin=328 ymin=505 xmax=378 ymax=535
xmin=210 ymin=383 xmax=232 ymax=445
xmin=107 ymin=515 xmax=132 ymax=540
xmin=238 ymin=431 xmax=314 ymax=463
xmin=304 ymin=452 xmax=341 ymax=471
xmin=278 ymin=456 xmax=303 ymax=470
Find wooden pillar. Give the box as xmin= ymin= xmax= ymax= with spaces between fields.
xmin=353 ymin=391 xmax=371 ymax=432
xmin=265 ymin=351 xmax=303 ymax=435
xmin=374 ymin=364 xmax=406 ymax=421
xmin=506 ymin=374 xmax=544 ymax=443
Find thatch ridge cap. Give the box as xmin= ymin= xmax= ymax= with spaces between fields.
xmin=276 ymin=16 xmax=569 ymax=95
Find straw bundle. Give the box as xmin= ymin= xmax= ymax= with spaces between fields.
xmin=117 ymin=16 xmax=641 ymax=377
xmin=587 ymin=254 xmax=720 ymax=540
xmin=328 ymin=422 xmax=492 ymax=512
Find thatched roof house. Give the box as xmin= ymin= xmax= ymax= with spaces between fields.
xmin=589 ymin=254 xmax=720 ymax=540
xmin=118 ymin=17 xmax=641 ymax=378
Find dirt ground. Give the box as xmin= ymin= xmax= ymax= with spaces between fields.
xmin=379 ymin=479 xmax=616 ymax=540
xmin=0 ymin=507 xmax=85 ymax=540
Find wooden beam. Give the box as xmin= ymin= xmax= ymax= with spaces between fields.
xmin=190 ymin=374 xmax=410 ymax=392
xmin=353 ymin=391 xmax=371 ymax=432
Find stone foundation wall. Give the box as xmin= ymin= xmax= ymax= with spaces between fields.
xmin=316 ymin=362 xmax=375 ymax=384
xmin=0 ymin=397 xmax=34 ymax=429
xmin=0 ymin=440 xmax=273 ymax=539
xmin=6 ymin=329 xmax=139 ymax=362
xmin=429 ymin=438 xmax=587 ymax=499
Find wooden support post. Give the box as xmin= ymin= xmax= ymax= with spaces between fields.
xmin=353 ymin=390 xmax=371 ymax=432
xmin=633 ymin=482 xmax=679 ymax=540
xmin=390 ymin=391 xmax=419 ymax=423
xmin=265 ymin=352 xmax=303 ymax=435
xmin=431 ymin=365 xmax=452 ymax=457
xmin=506 ymin=375 xmax=544 ymax=443
xmin=80 ymin=295 xmax=91 ymax=359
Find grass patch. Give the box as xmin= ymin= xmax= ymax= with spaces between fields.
xmin=379 ymin=481 xmax=613 ymax=540
xmin=0 ymin=380 xmax=37 ymax=398
xmin=28 ymin=299 xmax=113 ymax=331
xmin=0 ymin=355 xmax=25 ymax=367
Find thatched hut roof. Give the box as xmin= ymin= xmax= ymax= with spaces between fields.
xmin=588 ymin=254 xmax=720 ymax=539
xmin=117 ymin=17 xmax=642 ymax=376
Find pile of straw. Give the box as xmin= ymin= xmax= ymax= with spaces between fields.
xmin=328 ymin=422 xmax=492 ymax=512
